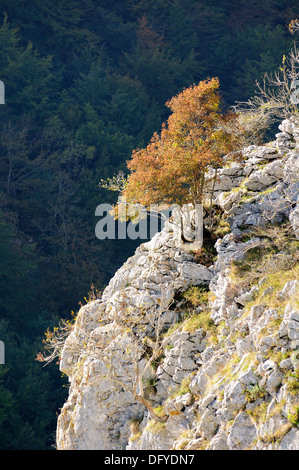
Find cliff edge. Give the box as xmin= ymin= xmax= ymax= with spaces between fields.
xmin=56 ymin=119 xmax=299 ymax=450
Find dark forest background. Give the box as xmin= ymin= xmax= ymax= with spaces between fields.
xmin=0 ymin=0 xmax=298 ymax=450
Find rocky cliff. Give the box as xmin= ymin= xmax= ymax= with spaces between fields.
xmin=56 ymin=119 xmax=299 ymax=450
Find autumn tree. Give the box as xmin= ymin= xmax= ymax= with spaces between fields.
xmin=119 ymin=78 xmax=240 ymax=213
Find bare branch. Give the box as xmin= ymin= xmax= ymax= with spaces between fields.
xmin=232 ymin=47 xmax=299 ymax=144
xmin=38 ymin=288 xmax=177 ymax=423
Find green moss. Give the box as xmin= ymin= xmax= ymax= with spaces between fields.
xmin=153 ymin=405 xmax=167 ymax=419
xmin=213 ymin=218 xmax=231 ymax=238
xmin=129 ymin=432 xmax=142 ymax=443
xmin=288 ymin=406 xmax=299 ymax=427
xmin=182 ymin=311 xmax=217 ymax=342
xmin=169 ymin=376 xmax=192 ymax=399
xmin=145 ymin=420 xmax=166 ymax=435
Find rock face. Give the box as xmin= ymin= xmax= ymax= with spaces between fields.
xmin=56 ymin=119 xmax=299 ymax=451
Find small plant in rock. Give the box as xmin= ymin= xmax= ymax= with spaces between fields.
xmin=145 ymin=419 xmax=166 ymax=435
xmin=193 ymin=247 xmax=215 ymax=266
xmin=78 ymin=283 xmax=102 ymax=307
xmin=288 ymin=406 xmax=299 ymax=427
xmin=182 ymin=310 xmax=216 ymax=340
xmin=153 ymin=405 xmax=167 ymax=419
xmin=233 ymin=46 xmax=299 ymax=139
xmin=244 ymin=384 xmax=266 ymax=403
xmin=213 ymin=218 xmax=231 ymax=238
xmin=286 ymin=369 xmax=299 ymax=395
xmin=246 ymin=402 xmax=268 ymax=426
xmin=169 ymin=376 xmax=192 ymax=399
xmin=260 ymin=424 xmax=292 ymax=446
xmin=175 ymin=429 xmax=194 ymax=449
xmin=230 ymin=222 xmax=299 ymax=288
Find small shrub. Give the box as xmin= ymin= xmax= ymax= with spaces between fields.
xmin=244 ymin=384 xmax=266 ymax=403
xmin=286 ymin=369 xmax=299 ymax=395
xmin=247 ymin=402 xmax=268 ymax=426
xmin=193 ymin=247 xmax=215 ymax=266
xmin=288 ymin=407 xmax=299 ymax=427
xmin=213 ymin=219 xmax=231 ymax=238
xmin=170 ymin=376 xmax=192 ymax=399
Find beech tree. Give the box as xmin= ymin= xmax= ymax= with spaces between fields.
xmin=119 ymin=78 xmax=240 ymax=212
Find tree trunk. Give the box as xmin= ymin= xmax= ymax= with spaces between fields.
xmin=208 ymin=168 xmax=218 ymax=230
xmin=134 ymin=394 xmax=167 ymax=423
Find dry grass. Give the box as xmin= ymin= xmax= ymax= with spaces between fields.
xmin=230 ymin=222 xmax=299 ymax=289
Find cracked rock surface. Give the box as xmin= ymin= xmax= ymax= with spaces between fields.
xmin=56 ymin=120 xmax=299 ymax=450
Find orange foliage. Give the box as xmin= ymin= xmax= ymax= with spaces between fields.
xmin=121 ymin=78 xmax=240 ymax=208
xmin=289 ymin=19 xmax=299 ymax=34
xmin=136 ymin=15 xmax=165 ymax=51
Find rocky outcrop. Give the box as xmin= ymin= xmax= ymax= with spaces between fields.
xmin=56 ymin=217 xmax=215 ymax=450
xmin=56 ymin=119 xmax=299 ymax=450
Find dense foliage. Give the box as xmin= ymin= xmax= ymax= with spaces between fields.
xmin=122 ymin=78 xmax=240 ymax=208
xmin=0 ymin=0 xmax=298 ymax=449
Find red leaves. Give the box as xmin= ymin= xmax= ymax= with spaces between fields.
xmin=122 ymin=78 xmax=239 ymax=207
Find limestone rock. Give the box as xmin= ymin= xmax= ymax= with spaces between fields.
xmin=290 ymin=206 xmax=299 ymax=239
xmin=227 ymin=412 xmax=257 ymax=450
xmin=56 ymin=119 xmax=299 ymax=451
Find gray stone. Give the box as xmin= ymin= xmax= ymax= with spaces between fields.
xmin=279 ymin=358 xmax=293 ymax=370
xmin=264 ymin=160 xmax=284 ymax=180
xmin=235 ymin=286 xmax=258 ymax=306
xmin=177 ymin=262 xmax=214 ymax=283
xmin=278 ymin=119 xmax=297 ymax=135
xmin=290 ymin=206 xmax=299 ymax=239
xmin=279 ymin=428 xmax=299 ymax=450
xmin=277 ymin=280 xmax=298 ymax=301
xmin=223 ymin=381 xmax=247 ymax=413
xmin=248 ymin=304 xmax=267 ymax=328
xmin=56 ymin=118 xmax=299 ymax=451
xmin=189 ymin=370 xmax=209 ymax=396
xmin=197 ymin=409 xmax=219 ymax=440
xmin=266 ymin=369 xmax=283 ymax=396
xmin=201 ymin=393 xmax=218 ymax=410
xmin=244 ymin=170 xmax=276 ymax=191
xmin=216 ymin=190 xmax=244 ymax=212
xmin=236 ymin=335 xmax=255 ymax=357
xmin=208 ymin=430 xmax=229 ymax=450
xmin=227 ymin=412 xmax=257 ymax=450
